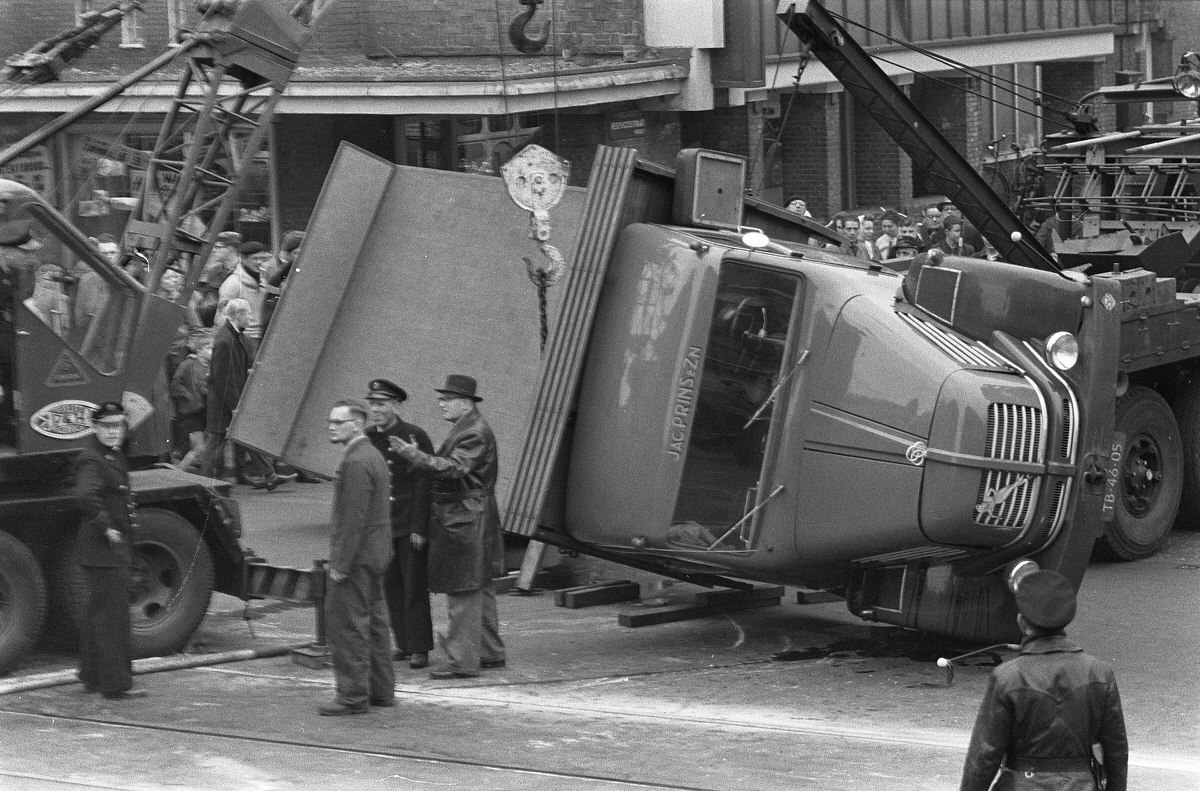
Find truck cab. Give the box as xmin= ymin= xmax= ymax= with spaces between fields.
xmin=566 ymin=220 xmax=1095 ymax=640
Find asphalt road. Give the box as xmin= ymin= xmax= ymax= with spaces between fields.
xmin=1 ymin=480 xmax=1197 ymax=790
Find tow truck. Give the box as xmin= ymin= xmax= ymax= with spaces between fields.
xmin=238 ymin=0 xmax=1200 ymax=645
xmin=0 ymin=0 xmax=326 ymax=673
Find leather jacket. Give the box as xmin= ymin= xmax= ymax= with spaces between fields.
xmin=960 ymin=633 xmax=1128 ymax=791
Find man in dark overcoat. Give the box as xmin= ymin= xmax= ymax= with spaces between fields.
xmin=200 ymin=299 xmax=289 ymax=489
xmin=959 ymin=569 xmax=1128 ymax=791
xmin=320 ymin=399 xmax=395 ymax=715
xmin=363 ymin=378 xmax=435 ymax=669
xmin=72 ymin=401 xmax=146 ymax=700
xmin=390 ymin=374 xmax=505 ymax=679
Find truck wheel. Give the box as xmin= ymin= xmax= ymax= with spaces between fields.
xmin=48 ymin=509 xmax=215 ymax=659
xmin=0 ymin=532 xmax=47 ymax=673
xmin=1095 ymin=387 xmax=1182 ymax=560
xmin=128 ymin=508 xmax=214 ymax=657
xmin=1170 ymin=383 xmax=1200 ymax=529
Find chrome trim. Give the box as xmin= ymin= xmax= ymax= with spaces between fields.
xmin=1022 ymin=340 xmax=1080 ymax=464
xmin=974 ymin=398 xmax=1046 ymax=530
xmin=896 ymin=312 xmax=1016 ymax=370
xmin=853 ymin=546 xmax=968 ymax=565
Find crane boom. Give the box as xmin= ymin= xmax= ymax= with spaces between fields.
xmin=777 ymin=0 xmax=1059 ymax=272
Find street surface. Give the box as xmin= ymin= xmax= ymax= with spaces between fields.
xmin=0 ymin=480 xmax=1197 ymax=790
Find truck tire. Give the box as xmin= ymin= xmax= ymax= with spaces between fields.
xmin=48 ymin=509 xmax=215 ymax=658
xmin=0 ymin=531 xmax=47 ymax=673
xmin=1170 ymin=382 xmax=1200 ymax=530
xmin=1095 ymin=387 xmax=1182 ymax=560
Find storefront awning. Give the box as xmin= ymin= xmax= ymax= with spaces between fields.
xmin=0 ymin=59 xmax=689 ymax=116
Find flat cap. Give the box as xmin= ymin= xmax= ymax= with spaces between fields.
xmin=365 ymin=378 xmax=407 ymax=402
xmin=91 ymin=401 xmax=126 ymax=423
xmin=281 ymin=231 xmax=305 ymax=253
xmin=1014 ymin=569 xmax=1077 ymax=631
xmin=238 ymin=241 xmax=265 ymax=256
xmin=215 ymin=231 xmax=243 ymax=245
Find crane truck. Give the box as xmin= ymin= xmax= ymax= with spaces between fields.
xmin=0 ymin=0 xmax=325 ymax=673
xmin=236 ymin=0 xmax=1198 ymax=646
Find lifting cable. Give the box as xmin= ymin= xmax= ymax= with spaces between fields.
xmin=824 ymin=10 xmax=1083 ymax=132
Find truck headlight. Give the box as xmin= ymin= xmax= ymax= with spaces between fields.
xmin=1045 ymin=331 xmax=1079 ymax=370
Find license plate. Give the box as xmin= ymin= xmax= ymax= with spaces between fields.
xmin=1100 ymin=432 xmax=1126 ymax=522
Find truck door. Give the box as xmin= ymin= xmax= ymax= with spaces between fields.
xmin=670 ymin=262 xmax=802 ymax=550
xmin=8 ymin=210 xmax=139 ymax=453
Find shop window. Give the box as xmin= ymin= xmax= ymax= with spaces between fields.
xmin=455 ymin=114 xmax=545 ymax=176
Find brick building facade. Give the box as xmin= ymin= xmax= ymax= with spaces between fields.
xmin=2 ymin=0 xmax=1191 ymax=239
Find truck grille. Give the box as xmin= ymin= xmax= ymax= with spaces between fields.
xmin=974 ymin=403 xmax=1044 ymax=529
xmin=984 ymin=403 xmax=1043 ymax=463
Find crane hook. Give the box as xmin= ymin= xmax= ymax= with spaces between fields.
xmin=508 ymin=0 xmax=551 ymax=54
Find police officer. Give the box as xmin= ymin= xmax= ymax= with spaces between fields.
xmin=960 ymin=569 xmax=1128 ymax=791
xmin=363 ymin=378 xmax=435 ymax=669
xmin=72 ymin=402 xmax=146 ymax=700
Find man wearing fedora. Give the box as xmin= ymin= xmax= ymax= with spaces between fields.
xmin=389 ymin=374 xmax=506 ymax=679
xmin=364 ymin=378 xmax=435 ymax=669
xmin=72 ymin=402 xmax=147 ymax=700
xmin=959 ymin=569 xmax=1127 ymax=791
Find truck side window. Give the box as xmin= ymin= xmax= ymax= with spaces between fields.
xmin=22 ymin=211 xmax=138 ymax=375
xmin=670 ymin=263 xmax=800 ymax=550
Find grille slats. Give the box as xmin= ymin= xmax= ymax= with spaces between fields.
xmin=975 ymin=403 xmax=1043 ymax=529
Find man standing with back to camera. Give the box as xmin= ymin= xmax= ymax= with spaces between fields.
xmin=389 ymin=374 xmax=506 ymax=679
xmin=959 ymin=569 xmax=1127 ymax=791
xmin=363 ymin=378 xmax=435 ymax=669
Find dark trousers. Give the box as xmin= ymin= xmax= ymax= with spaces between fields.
xmin=200 ymin=431 xmax=271 ymax=480
xmin=326 ymin=565 xmax=394 ymax=707
xmin=383 ymin=535 xmax=433 ymax=655
xmin=78 ymin=565 xmax=133 ymax=694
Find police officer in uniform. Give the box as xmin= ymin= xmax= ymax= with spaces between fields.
xmin=363 ymin=378 xmax=435 ymax=669
xmin=72 ymin=402 xmax=147 ymax=700
xmin=960 ymin=569 xmax=1128 ymax=791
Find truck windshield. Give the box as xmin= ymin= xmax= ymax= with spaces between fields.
xmin=669 ymin=263 xmax=801 ymax=550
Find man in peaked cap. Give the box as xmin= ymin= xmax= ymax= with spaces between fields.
xmin=72 ymin=402 xmax=147 ymax=700
xmin=960 ymin=569 xmax=1128 ymax=791
xmin=363 ymin=378 xmax=435 ymax=670
xmin=389 ymin=374 xmax=506 ymax=679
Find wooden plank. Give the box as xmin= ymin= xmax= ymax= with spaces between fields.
xmin=554 ymin=580 xmax=641 ymax=609
xmin=795 ymin=588 xmax=843 ymax=605
xmin=617 ymin=596 xmax=779 ymax=628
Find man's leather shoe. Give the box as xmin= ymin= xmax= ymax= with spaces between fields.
xmin=264 ymin=472 xmax=298 ymax=492
xmin=318 ymin=702 xmax=368 ymax=716
xmin=429 ymin=667 xmax=477 ymax=679
xmin=369 ymin=697 xmax=396 ymax=707
xmin=482 ymin=659 xmax=506 ymax=669
xmin=393 ymin=650 xmax=410 ymax=661
xmin=102 ymin=688 xmax=147 ymax=700
xmin=244 ymin=475 xmax=268 ymax=489
xmin=409 ymin=652 xmax=429 ymax=669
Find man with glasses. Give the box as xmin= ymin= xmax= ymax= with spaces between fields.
xmin=320 ymin=399 xmax=395 ymax=715
xmin=389 ymin=375 xmax=506 ymax=679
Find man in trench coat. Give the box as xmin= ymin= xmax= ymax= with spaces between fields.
xmin=959 ymin=569 xmax=1128 ymax=791
xmin=319 ymin=399 xmax=395 ymax=715
xmin=389 ymin=374 xmax=505 ymax=679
